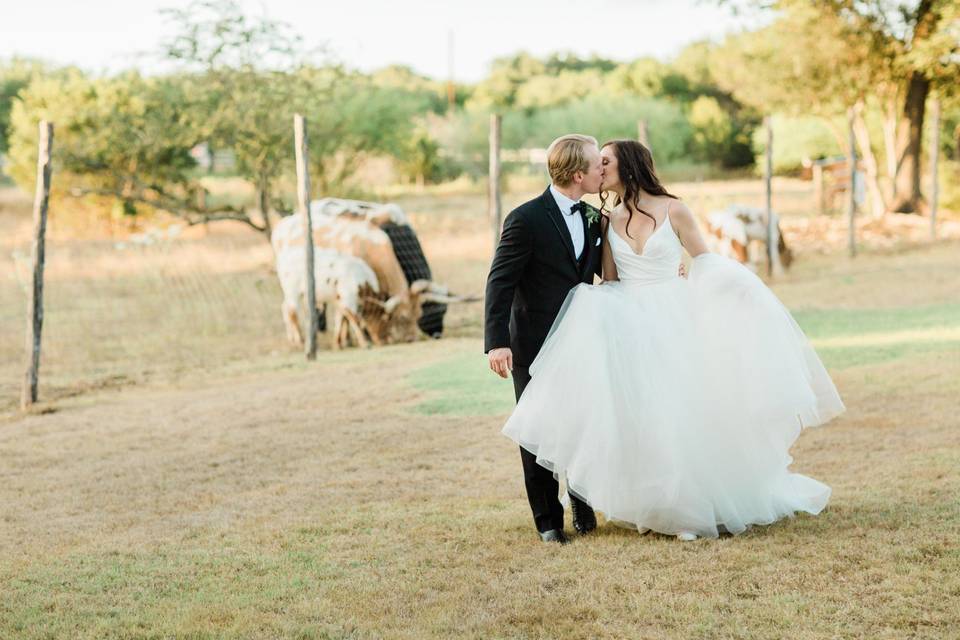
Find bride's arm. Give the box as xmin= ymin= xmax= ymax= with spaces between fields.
xmin=669 ymin=201 xmax=710 ymax=258
xmin=600 ymin=216 xmax=619 ymax=282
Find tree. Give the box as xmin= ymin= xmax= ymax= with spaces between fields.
xmin=6 ymin=72 xmax=250 ymax=228
xmin=160 ymin=0 xmax=313 ymax=237
xmin=466 ymin=52 xmax=547 ymax=109
xmin=0 ymin=59 xmax=63 ymax=158
xmin=297 ymin=68 xmax=432 ymax=194
xmin=162 ymin=1 xmax=426 ymax=222
xmin=689 ymin=96 xmax=734 ymax=163
xmin=711 ymin=4 xmax=892 ymax=215
xmin=717 ymin=0 xmax=960 ymax=213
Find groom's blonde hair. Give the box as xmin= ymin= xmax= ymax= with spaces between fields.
xmin=547 ymin=134 xmax=599 ymax=186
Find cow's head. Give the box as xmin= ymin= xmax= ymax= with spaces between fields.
xmin=367 ymin=280 xmax=476 ymax=344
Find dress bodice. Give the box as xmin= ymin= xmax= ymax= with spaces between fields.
xmin=607 ymin=206 xmax=683 ymax=286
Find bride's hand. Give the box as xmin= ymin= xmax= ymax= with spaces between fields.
xmin=678 ymin=262 xmax=687 ymax=279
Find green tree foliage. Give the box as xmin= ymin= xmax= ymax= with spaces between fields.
xmin=690 ymin=96 xmax=734 ymax=161
xmin=460 ymin=47 xmax=758 ymax=171
xmin=1 ymin=59 xmax=45 ymax=156
xmin=161 ymin=1 xmax=430 ymax=219
xmin=8 ymin=71 xmax=204 ymax=223
xmin=436 ymin=96 xmax=692 ymax=177
xmin=160 ymin=0 xmax=313 ymax=234
xmin=752 ymin=115 xmax=844 ymax=173
xmin=369 ymin=65 xmax=451 ymax=112
xmin=606 ymin=58 xmax=669 ymax=98
xmin=6 ymin=1 xmax=431 ymax=236
xmin=302 ymin=69 xmax=432 ymax=191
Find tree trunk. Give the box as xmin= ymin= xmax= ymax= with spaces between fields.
xmin=882 ymin=98 xmax=899 ymax=201
xmin=891 ymin=72 xmax=930 ymax=213
xmin=890 ymin=0 xmax=939 ymax=213
xmin=257 ymin=173 xmax=273 ymax=241
xmin=852 ymin=100 xmax=888 ymax=218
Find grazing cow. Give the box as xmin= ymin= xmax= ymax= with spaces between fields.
xmin=705 ymin=205 xmax=793 ymax=272
xmin=309 ymin=197 xmax=408 ymax=226
xmin=271 ymin=201 xmax=468 ymax=345
xmin=275 ymin=246 xmax=380 ymax=349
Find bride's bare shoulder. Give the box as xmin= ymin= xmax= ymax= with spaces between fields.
xmin=667 ymin=198 xmax=695 ymax=222
xmin=604 ymin=203 xmax=625 ymax=221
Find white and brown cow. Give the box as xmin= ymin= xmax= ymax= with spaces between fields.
xmin=275 ymin=246 xmax=380 ymax=349
xmin=705 ymin=205 xmax=793 ymax=273
xmin=271 ymin=200 xmax=465 ymax=345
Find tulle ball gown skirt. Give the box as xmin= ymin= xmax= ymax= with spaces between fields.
xmin=502 ymin=254 xmax=845 ymax=538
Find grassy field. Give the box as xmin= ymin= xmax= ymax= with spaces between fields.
xmin=1 ymin=182 xmax=959 ymax=638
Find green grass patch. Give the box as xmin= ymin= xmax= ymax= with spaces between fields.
xmin=815 ymin=340 xmax=959 ymax=370
xmin=1 ymin=546 xmax=352 ymax=639
xmin=794 ymin=303 xmax=960 ymax=369
xmin=408 ymin=303 xmax=960 ymax=416
xmin=793 ymin=303 xmax=960 ymax=340
xmin=408 ymin=352 xmax=514 ymax=417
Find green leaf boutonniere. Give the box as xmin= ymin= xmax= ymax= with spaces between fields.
xmin=582 ymin=203 xmax=601 ymax=225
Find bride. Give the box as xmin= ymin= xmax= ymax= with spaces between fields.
xmin=501 ymin=139 xmax=845 ymax=540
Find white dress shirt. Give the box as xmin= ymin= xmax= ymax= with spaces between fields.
xmin=549 ymin=184 xmax=585 ymax=259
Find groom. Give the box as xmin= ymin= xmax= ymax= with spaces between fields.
xmin=484 ymin=134 xmax=605 ymax=544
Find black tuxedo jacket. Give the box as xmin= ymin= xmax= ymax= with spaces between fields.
xmin=484 ymin=186 xmax=603 ymax=367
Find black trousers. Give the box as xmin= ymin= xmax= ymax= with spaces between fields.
xmin=512 ymin=365 xmax=593 ymax=533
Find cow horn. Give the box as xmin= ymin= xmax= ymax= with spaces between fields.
xmin=410 ymin=279 xmax=431 ymax=295
xmin=420 ymin=291 xmax=482 ymax=304
xmin=383 ymin=294 xmax=407 ymax=314
xmin=362 ymin=296 xmax=388 ymax=309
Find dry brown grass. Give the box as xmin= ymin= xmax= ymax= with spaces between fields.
xmin=1 ymin=183 xmax=958 ymax=638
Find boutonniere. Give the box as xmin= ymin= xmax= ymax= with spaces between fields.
xmin=582 ymin=203 xmax=601 ymax=225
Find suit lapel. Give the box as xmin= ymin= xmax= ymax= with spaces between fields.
xmin=580 ymin=214 xmax=594 ymax=277
xmin=540 ymin=187 xmax=579 ymax=268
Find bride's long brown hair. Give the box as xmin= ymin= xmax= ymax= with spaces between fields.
xmin=599 ymin=140 xmax=678 ymax=238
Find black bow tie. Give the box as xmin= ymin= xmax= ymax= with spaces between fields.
xmin=570 ymin=201 xmax=586 ymax=215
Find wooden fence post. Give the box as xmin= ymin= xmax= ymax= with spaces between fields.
xmin=637 ymin=119 xmax=650 ymax=149
xmin=929 ymin=98 xmax=940 ymax=240
xmin=847 ymin=108 xmax=857 ymax=258
xmin=489 ymin=114 xmax=502 ymax=251
xmin=764 ymin=116 xmax=781 ymax=277
xmin=21 ymin=121 xmax=54 ymax=410
xmin=294 ymin=114 xmax=319 ymax=360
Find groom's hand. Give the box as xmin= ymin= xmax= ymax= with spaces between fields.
xmin=488 ymin=348 xmax=514 ymax=378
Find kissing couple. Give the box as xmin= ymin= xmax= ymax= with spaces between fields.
xmin=484 ymin=134 xmax=844 ymax=543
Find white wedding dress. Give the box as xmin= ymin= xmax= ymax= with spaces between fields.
xmin=501 ymin=206 xmax=845 ymax=538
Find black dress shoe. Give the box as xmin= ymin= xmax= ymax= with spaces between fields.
xmin=538 ymin=528 xmax=569 ymax=544
xmin=571 ymin=499 xmax=597 ymax=535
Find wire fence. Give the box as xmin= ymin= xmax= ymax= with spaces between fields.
xmin=1 ymin=224 xmax=284 ymax=414
xmin=4 ymin=178 xmax=953 ymax=415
